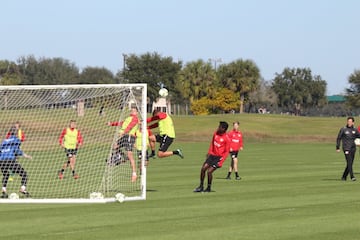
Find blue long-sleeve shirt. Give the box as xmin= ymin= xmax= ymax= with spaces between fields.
xmin=0 ymin=136 xmax=23 ymax=161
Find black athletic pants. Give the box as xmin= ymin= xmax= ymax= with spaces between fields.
xmin=0 ymin=160 xmax=28 ymax=188
xmin=342 ymin=148 xmax=356 ymax=179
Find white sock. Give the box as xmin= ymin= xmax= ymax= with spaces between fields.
xmin=2 ymin=187 xmax=6 ymax=192
xmin=20 ymin=185 xmax=26 ymax=192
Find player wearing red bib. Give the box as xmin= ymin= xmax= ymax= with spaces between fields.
xmin=226 ymin=121 xmax=244 ymax=180
xmin=194 ymin=121 xmax=230 ymax=192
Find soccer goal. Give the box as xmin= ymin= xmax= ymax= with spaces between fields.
xmin=0 ymin=84 xmax=147 ymax=203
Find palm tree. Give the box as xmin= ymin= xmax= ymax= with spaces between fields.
xmin=218 ymin=59 xmax=261 ymax=113
xmin=177 ymin=60 xmax=217 ymax=103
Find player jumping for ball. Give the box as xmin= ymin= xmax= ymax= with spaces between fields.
xmin=147 ymin=109 xmax=183 ymax=159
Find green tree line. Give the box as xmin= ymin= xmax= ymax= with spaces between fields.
xmin=1 ymin=53 xmax=359 ymax=115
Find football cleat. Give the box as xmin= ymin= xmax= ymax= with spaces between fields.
xmin=19 ymin=190 xmax=30 ymax=198
xmin=193 ymin=186 xmax=203 ymax=192
xmin=203 ymin=187 xmax=211 ymax=192
xmin=176 ymin=149 xmax=184 ymax=159
xmin=1 ymin=192 xmax=8 ymax=198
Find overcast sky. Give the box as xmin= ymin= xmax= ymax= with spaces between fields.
xmin=2 ymin=0 xmax=359 ymax=95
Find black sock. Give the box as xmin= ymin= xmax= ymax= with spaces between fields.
xmin=72 ymin=170 xmax=75 ymax=176
xmin=207 ymin=184 xmax=211 ymax=189
xmin=235 ymin=172 xmax=239 ymax=177
xmin=61 ymin=169 xmax=65 ymax=173
xmin=173 ymin=150 xmax=179 ymax=155
xmin=227 ymin=172 xmax=231 ymax=177
xmin=151 ymin=150 xmax=155 ymax=155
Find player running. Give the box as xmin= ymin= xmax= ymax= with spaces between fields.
xmin=58 ymin=120 xmax=83 ymax=180
xmin=194 ymin=121 xmax=231 ymax=192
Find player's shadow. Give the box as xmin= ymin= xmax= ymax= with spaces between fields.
xmin=216 ymin=177 xmax=229 ymax=180
xmin=146 ymin=189 xmax=157 ymax=192
xmin=215 ymin=177 xmax=242 ymax=180
xmin=321 ymin=178 xmax=344 ymax=181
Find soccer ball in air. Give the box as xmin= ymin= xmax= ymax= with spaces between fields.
xmin=9 ymin=193 xmax=19 ymax=199
xmin=115 ymin=193 xmax=125 ymax=203
xmin=158 ymin=88 xmax=168 ymax=97
xmin=355 ymin=138 xmax=360 ymax=146
xmin=89 ymin=192 xmax=104 ymax=199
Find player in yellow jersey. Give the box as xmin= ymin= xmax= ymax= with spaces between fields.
xmin=147 ymin=109 xmax=183 ymax=159
xmin=119 ymin=107 xmax=139 ymax=182
xmin=58 ymin=120 xmax=83 ymax=180
xmin=135 ymin=127 xmax=153 ymax=168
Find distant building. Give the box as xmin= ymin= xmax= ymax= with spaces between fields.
xmin=152 ymin=97 xmax=171 ymax=113
xmin=327 ymin=95 xmax=345 ymax=103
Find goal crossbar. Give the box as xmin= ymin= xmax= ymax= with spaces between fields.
xmin=0 ymin=84 xmax=147 ymax=203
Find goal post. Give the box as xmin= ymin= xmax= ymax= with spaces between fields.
xmin=0 ymin=84 xmax=147 ymax=203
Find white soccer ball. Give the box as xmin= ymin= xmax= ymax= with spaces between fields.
xmin=115 ymin=193 xmax=125 ymax=203
xmin=158 ymin=88 xmax=168 ymax=97
xmin=89 ymin=192 xmax=104 ymax=199
xmin=355 ymin=138 xmax=360 ymax=146
xmin=9 ymin=193 xmax=19 ymax=199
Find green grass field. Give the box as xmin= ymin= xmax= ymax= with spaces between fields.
xmin=1 ymin=114 xmax=360 ymax=240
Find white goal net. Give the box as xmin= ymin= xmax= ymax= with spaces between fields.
xmin=0 ymin=84 xmax=147 ymax=203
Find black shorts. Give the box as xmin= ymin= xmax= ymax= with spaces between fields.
xmin=0 ymin=160 xmax=25 ymax=174
xmin=205 ymin=155 xmax=222 ymax=169
xmin=230 ymin=151 xmax=239 ymax=159
xmin=155 ymin=134 xmax=174 ymax=152
xmin=65 ymin=149 xmax=78 ymax=158
xmin=117 ymin=134 xmax=136 ymax=151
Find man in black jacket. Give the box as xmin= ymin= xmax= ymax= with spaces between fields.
xmin=336 ymin=116 xmax=360 ymax=181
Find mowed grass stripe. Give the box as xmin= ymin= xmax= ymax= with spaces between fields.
xmin=2 ymin=137 xmax=360 ymax=238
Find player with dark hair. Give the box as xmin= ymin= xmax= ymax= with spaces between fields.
xmin=58 ymin=120 xmax=83 ymax=180
xmin=6 ymin=121 xmax=25 ymax=142
xmin=0 ymin=127 xmax=32 ymax=198
xmin=336 ymin=116 xmax=360 ymax=181
xmin=194 ymin=121 xmax=231 ymax=192
xmin=147 ymin=109 xmax=183 ymax=159
xmin=226 ymin=121 xmax=244 ymax=180
xmin=5 ymin=121 xmax=26 ymax=181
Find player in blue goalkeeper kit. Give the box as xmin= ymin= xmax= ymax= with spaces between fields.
xmin=0 ymin=127 xmax=32 ymax=198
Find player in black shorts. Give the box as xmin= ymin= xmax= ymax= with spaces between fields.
xmin=194 ymin=121 xmax=231 ymax=192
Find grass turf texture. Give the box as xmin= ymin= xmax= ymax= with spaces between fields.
xmin=1 ymin=114 xmax=360 ymax=239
